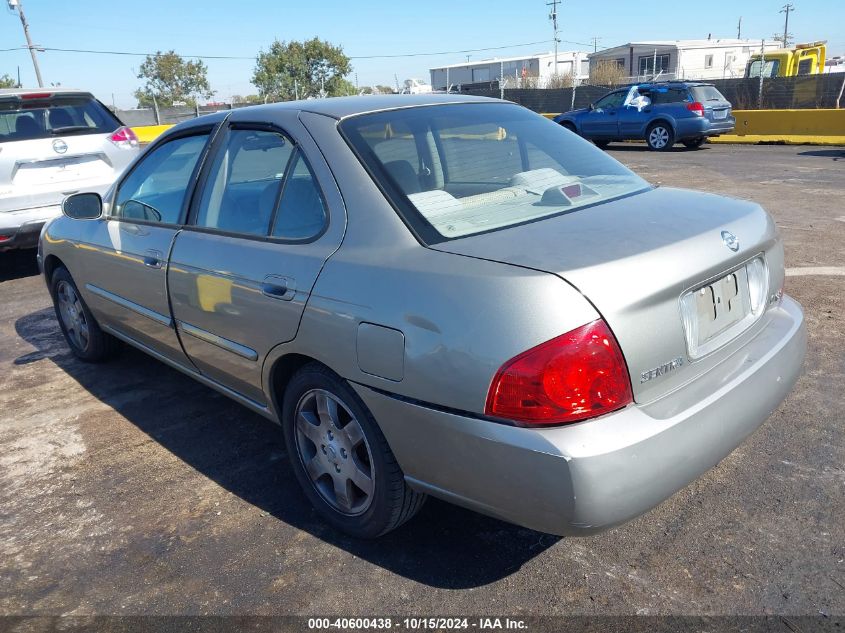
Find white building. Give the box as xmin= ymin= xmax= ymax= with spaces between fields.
xmin=588 ymin=39 xmax=782 ymax=81
xmin=430 ymin=51 xmax=590 ymax=90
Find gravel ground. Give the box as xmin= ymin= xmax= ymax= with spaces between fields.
xmin=0 ymin=143 xmax=843 ymax=619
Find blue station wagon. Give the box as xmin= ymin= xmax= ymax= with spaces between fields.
xmin=554 ymin=82 xmax=735 ymax=151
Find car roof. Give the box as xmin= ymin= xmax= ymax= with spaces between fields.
xmin=181 ymin=94 xmax=505 ymax=126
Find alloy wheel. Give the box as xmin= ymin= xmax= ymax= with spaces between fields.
xmin=649 ymin=126 xmax=670 ymax=149
xmin=294 ymin=389 xmax=375 ymax=515
xmin=56 ymin=280 xmax=90 ymax=352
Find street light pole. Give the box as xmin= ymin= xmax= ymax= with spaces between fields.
xmin=10 ymin=0 xmax=44 ymax=87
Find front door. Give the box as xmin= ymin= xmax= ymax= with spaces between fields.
xmin=80 ymin=130 xmax=212 ymax=366
xmin=581 ymin=90 xmax=625 ymax=138
xmin=168 ymin=118 xmax=344 ymax=404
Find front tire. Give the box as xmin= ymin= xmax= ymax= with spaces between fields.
xmin=282 ymin=363 xmax=425 ymax=538
xmin=646 ymin=122 xmax=674 ymax=151
xmin=50 ymin=266 xmax=119 ymax=362
xmin=682 ymin=136 xmax=707 ymax=149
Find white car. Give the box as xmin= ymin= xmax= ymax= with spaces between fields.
xmin=0 ymin=88 xmax=140 ymax=251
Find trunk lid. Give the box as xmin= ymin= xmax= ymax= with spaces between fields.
xmin=430 ymin=186 xmax=782 ymax=403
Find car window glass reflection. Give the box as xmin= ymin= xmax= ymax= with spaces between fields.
xmin=195 ymin=129 xmax=293 ymax=237
xmin=114 ymin=134 xmax=209 ymax=224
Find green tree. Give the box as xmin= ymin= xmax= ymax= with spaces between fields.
xmin=0 ymin=74 xmax=17 ymax=88
xmin=375 ymin=84 xmax=395 ymax=95
xmin=134 ymin=50 xmax=213 ymax=107
xmin=252 ymin=38 xmax=352 ymax=101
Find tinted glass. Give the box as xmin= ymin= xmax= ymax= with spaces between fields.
xmin=594 ymin=91 xmax=625 ymax=109
xmin=0 ymin=95 xmax=121 ymax=142
xmin=690 ymin=86 xmax=726 ymax=102
xmin=195 ymin=129 xmax=293 ymax=236
xmin=114 ymin=134 xmax=209 ymax=224
xmin=647 ymin=87 xmax=690 ymax=104
xmin=341 ymin=103 xmax=649 ymax=242
xmin=271 ymin=152 xmax=327 ymax=240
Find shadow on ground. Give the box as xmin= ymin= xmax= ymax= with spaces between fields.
xmin=0 ymin=249 xmax=40 ymax=283
xmin=797 ymin=149 xmax=844 ymax=160
xmin=605 ymin=143 xmax=709 ymax=153
xmin=14 ymin=307 xmax=559 ymax=589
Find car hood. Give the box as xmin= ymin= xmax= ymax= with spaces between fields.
xmin=556 ymin=108 xmax=588 ymax=119
xmin=430 ymin=186 xmax=783 ymax=403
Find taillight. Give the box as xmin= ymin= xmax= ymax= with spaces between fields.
xmin=0 ymin=235 xmax=11 ymax=242
xmin=485 ymin=319 xmax=633 ymax=427
xmin=109 ymin=126 xmax=139 ymax=149
xmin=687 ymin=101 xmax=704 ymax=116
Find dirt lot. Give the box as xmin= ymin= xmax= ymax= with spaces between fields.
xmin=1 ymin=144 xmax=843 ymax=618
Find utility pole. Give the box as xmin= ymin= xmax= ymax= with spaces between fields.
xmin=547 ymin=0 xmax=560 ymax=76
xmin=9 ymin=0 xmax=44 ymax=87
xmin=590 ymin=37 xmax=601 ymax=53
xmin=737 ymin=16 xmax=742 ymax=39
xmin=780 ymin=4 xmax=794 ymax=47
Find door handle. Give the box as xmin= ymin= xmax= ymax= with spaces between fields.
xmin=142 ymin=249 xmax=163 ymax=269
xmin=261 ymin=275 xmax=296 ymax=301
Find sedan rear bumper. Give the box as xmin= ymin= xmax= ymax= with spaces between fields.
xmin=352 ymin=296 xmax=805 ymax=535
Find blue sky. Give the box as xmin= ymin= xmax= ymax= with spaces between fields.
xmin=2 ymin=0 xmax=843 ymax=108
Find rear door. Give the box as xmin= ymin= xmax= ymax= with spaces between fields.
xmin=0 ymin=92 xmax=135 ymax=213
xmin=580 ymin=90 xmax=625 ymax=138
xmin=167 ymin=111 xmax=345 ymax=404
xmin=78 ymin=127 xmax=214 ymax=367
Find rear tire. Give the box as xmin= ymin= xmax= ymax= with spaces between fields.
xmin=594 ymin=140 xmax=611 ymax=149
xmin=646 ymin=122 xmax=674 ymax=151
xmin=50 ymin=266 xmax=120 ymax=362
xmin=682 ymin=136 xmax=707 ymax=149
xmin=282 ymin=363 xmax=426 ymax=538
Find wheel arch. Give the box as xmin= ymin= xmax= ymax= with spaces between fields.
xmin=267 ymin=352 xmax=330 ymax=422
xmin=42 ymin=254 xmax=67 ymax=285
xmin=646 ymin=117 xmax=676 ymax=134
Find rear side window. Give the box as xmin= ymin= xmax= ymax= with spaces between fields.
xmin=195 ymin=129 xmax=294 ymax=236
xmin=271 ymin=152 xmax=327 ymax=240
xmin=0 ymin=95 xmax=121 ymax=142
xmin=690 ymin=86 xmax=726 ymax=102
xmin=647 ymin=88 xmax=690 ymax=104
xmin=114 ymin=133 xmax=209 ymax=224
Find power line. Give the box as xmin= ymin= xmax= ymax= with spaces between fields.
xmin=0 ymin=40 xmax=571 ymax=61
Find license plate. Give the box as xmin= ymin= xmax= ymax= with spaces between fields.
xmin=713 ymin=109 xmax=728 ymax=120
xmin=681 ymin=266 xmax=752 ymax=357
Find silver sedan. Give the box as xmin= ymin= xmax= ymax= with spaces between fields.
xmin=39 ymin=95 xmax=806 ymax=538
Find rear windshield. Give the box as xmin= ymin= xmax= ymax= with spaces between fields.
xmin=689 ymin=86 xmax=727 ymax=103
xmin=0 ymin=95 xmax=121 ymax=143
xmin=340 ymin=103 xmax=649 ymax=243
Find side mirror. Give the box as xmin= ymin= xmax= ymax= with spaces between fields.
xmin=588 ymin=103 xmax=595 ymax=111
xmin=62 ymin=192 xmax=103 ymax=220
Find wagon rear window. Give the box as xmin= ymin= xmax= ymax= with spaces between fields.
xmin=340 ymin=103 xmax=648 ymax=243
xmin=0 ymin=95 xmax=121 ymax=143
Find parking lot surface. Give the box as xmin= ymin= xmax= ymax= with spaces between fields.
xmin=1 ymin=144 xmax=843 ymax=617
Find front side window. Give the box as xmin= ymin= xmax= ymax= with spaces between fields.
xmin=195 ymin=129 xmax=293 ymax=236
xmin=594 ymin=91 xmax=626 ymax=110
xmin=341 ymin=103 xmax=649 ymax=243
xmin=114 ymin=133 xmax=209 ymax=224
